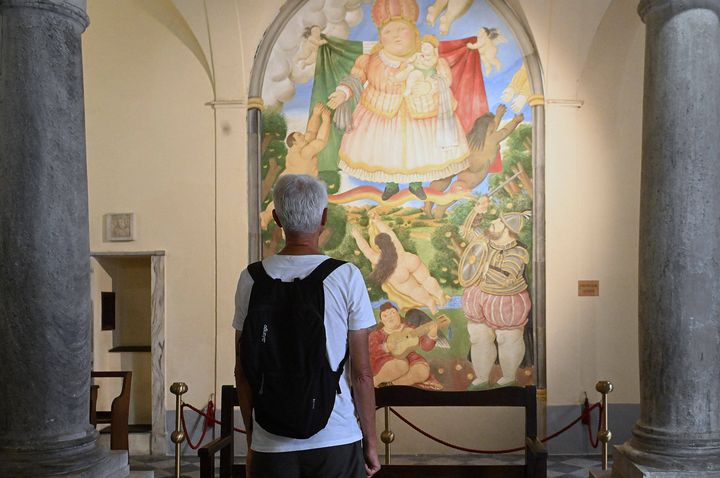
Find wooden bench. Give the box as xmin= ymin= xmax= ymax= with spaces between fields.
xmin=90 ymin=371 xmax=132 ymax=451
xmin=199 ymin=384 xmax=546 ymax=478
xmin=374 ymin=385 xmax=546 ymax=478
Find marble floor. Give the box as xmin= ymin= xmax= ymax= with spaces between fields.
xmin=130 ymin=453 xmax=609 ymax=477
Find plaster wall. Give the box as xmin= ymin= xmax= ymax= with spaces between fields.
xmin=82 ymin=0 xmax=644 ymax=453
xmin=83 ymin=0 xmax=216 ymax=410
xmin=519 ymin=0 xmax=643 ymax=406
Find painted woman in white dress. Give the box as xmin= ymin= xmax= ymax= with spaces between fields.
xmin=327 ymin=0 xmax=470 ymax=201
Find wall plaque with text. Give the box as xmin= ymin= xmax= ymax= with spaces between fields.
xmin=578 ymin=280 xmax=600 ymax=297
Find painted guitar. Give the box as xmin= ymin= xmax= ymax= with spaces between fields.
xmin=386 ymin=315 xmax=451 ymax=358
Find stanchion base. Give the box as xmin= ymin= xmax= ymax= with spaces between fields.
xmin=589 ymin=469 xmax=611 ymax=478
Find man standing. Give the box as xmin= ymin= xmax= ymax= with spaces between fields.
xmin=234 ymin=174 xmax=380 ymax=478
xmin=459 ymin=197 xmax=532 ymax=390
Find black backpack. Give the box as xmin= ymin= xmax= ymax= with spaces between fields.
xmin=240 ymin=258 xmax=349 ymax=439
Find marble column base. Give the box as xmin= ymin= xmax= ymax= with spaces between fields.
xmin=612 ymin=444 xmax=720 ymax=477
xmin=0 ymin=441 xmax=129 ymax=477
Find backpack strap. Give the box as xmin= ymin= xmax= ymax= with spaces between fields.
xmin=334 ymin=343 xmax=350 ymax=394
xmin=247 ymin=261 xmax=271 ymax=284
xmin=307 ymin=258 xmax=346 ymax=282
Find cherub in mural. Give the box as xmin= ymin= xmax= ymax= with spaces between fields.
xmin=458 ymin=197 xmax=531 ymax=389
xmin=425 ymin=104 xmax=524 ymax=218
xmin=294 ymin=25 xmax=328 ymax=68
xmin=328 ymin=0 xmax=469 ymax=201
xmin=351 ymin=213 xmax=448 ymax=314
xmin=466 ymin=27 xmax=507 ymax=75
xmin=502 ymin=65 xmax=532 ymax=113
xmin=370 ymin=302 xmax=448 ymax=389
xmin=426 ymin=0 xmax=473 ymax=35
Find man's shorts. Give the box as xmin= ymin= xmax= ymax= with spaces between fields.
xmin=251 ymin=441 xmax=365 ymax=478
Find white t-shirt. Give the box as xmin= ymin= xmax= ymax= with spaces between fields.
xmin=232 ymin=254 xmax=376 ymax=453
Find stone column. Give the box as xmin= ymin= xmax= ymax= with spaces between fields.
xmin=613 ymin=1 xmax=720 ymax=476
xmin=0 ymin=1 xmax=127 ymax=476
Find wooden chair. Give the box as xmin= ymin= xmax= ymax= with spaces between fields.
xmin=198 ymin=385 xmax=245 ymax=478
xmin=199 ymin=384 xmax=546 ymax=478
xmin=90 ymin=371 xmax=132 ymax=451
xmin=374 ymin=385 xmax=547 ymax=478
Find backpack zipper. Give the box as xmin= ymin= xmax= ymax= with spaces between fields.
xmin=259 ymin=374 xmax=264 ymax=395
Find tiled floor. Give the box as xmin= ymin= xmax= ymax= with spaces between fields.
xmin=130 ymin=453 xmax=609 ymax=477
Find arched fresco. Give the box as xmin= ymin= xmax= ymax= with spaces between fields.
xmin=248 ymin=0 xmax=546 ymax=392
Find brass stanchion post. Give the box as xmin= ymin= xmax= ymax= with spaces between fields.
xmin=170 ymin=382 xmax=189 ymax=478
xmin=380 ymin=406 xmax=395 ymax=465
xmin=596 ymin=380 xmax=613 ymax=470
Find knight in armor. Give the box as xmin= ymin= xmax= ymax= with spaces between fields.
xmin=458 ymin=197 xmax=531 ymax=390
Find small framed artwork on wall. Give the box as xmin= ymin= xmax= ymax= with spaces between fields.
xmin=104 ymin=213 xmax=134 ymax=242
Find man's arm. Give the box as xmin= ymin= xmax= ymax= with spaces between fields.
xmin=304 ymin=108 xmax=333 ymax=157
xmin=349 ymin=327 xmax=381 ymax=477
xmin=303 ymin=102 xmax=325 ymax=142
xmin=234 ymin=331 xmax=253 ymax=450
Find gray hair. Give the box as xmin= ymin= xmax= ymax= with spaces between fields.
xmin=273 ymin=174 xmax=328 ymax=234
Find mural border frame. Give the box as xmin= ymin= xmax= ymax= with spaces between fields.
xmin=246 ymin=0 xmax=547 ymax=390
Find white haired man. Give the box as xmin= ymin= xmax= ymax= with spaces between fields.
xmin=233 ymin=174 xmax=380 ymax=478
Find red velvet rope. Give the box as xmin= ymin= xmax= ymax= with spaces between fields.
xmin=180 ymin=400 xmax=602 ymax=454
xmin=180 ymin=401 xmax=247 ymax=450
xmin=389 ymin=402 xmax=602 ymax=454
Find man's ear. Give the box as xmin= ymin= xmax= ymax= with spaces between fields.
xmin=321 ymin=208 xmax=329 ymax=226
xmin=272 ymin=210 xmax=283 ymax=229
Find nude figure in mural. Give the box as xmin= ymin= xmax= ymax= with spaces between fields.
xmin=327 ymin=0 xmax=469 ymax=201
xmin=351 ymin=213 xmax=447 ymax=314
xmin=425 ymin=104 xmax=524 ymax=218
xmin=426 ymin=0 xmax=473 ymax=35
xmin=260 ymin=103 xmax=331 ymax=231
xmin=283 ymin=102 xmax=332 ymax=177
xmin=458 ymin=197 xmax=531 ymax=389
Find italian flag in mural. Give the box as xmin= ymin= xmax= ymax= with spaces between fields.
xmin=310 ymin=35 xmax=497 ymax=176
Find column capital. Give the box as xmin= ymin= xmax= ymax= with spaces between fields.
xmin=0 ymin=0 xmax=88 ymax=30
xmin=638 ymin=0 xmax=720 ymax=23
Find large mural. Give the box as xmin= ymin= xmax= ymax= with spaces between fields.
xmin=259 ymin=0 xmax=536 ymax=392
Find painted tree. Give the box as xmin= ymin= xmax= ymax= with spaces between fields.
xmin=261 ymin=109 xmax=288 ymax=205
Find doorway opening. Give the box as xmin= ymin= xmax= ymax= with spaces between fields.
xmin=91 ymin=252 xmax=166 ymax=455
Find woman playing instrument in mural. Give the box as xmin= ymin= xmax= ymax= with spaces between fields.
xmin=458 ymin=197 xmax=532 ymax=389
xmin=351 ymin=213 xmax=447 ymax=314
xmin=370 ymin=303 xmax=448 ymax=389
xmin=327 ymin=0 xmax=470 ymax=201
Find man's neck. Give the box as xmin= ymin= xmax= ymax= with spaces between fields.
xmin=278 ymin=231 xmax=322 ymax=256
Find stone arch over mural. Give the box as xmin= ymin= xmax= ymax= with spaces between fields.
xmin=247 ymin=0 xmax=547 ymax=391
